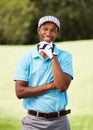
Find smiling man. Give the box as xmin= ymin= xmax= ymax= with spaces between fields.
xmin=14 ymin=15 xmax=73 ymax=130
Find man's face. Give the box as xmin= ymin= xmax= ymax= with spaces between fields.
xmin=37 ymin=22 xmax=59 ymax=43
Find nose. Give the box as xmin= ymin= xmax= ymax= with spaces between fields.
xmin=46 ymin=30 xmax=51 ymax=36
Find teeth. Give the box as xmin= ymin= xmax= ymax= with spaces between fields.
xmin=45 ymin=37 xmax=50 ymax=39
xmin=44 ymin=38 xmax=52 ymax=41
xmin=43 ymin=37 xmax=53 ymax=43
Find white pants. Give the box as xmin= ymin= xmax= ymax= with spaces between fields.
xmin=22 ymin=114 xmax=70 ymax=130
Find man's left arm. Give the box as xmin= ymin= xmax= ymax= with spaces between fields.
xmin=51 ymin=55 xmax=72 ymax=92
xmin=38 ymin=42 xmax=72 ymax=92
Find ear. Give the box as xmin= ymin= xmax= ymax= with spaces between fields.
xmin=37 ymin=28 xmax=40 ymax=35
xmin=56 ymin=31 xmax=59 ymax=37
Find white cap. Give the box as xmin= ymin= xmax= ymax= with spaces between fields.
xmin=38 ymin=16 xmax=60 ymax=29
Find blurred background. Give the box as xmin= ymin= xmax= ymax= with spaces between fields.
xmin=0 ymin=0 xmax=93 ymax=45
xmin=0 ymin=0 xmax=93 ymax=130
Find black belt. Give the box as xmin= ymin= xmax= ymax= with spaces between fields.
xmin=28 ymin=109 xmax=71 ymax=119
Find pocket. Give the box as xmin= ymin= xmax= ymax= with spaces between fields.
xmin=22 ymin=114 xmax=46 ymax=129
xmin=22 ymin=114 xmax=41 ymax=125
xmin=21 ymin=115 xmax=34 ymax=130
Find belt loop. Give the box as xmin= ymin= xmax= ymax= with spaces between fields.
xmin=58 ymin=111 xmax=60 ymax=117
xmin=36 ymin=111 xmax=39 ymax=117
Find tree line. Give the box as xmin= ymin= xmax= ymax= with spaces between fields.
xmin=0 ymin=0 xmax=93 ymax=45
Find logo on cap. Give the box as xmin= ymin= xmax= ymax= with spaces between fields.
xmin=38 ymin=16 xmax=60 ymax=29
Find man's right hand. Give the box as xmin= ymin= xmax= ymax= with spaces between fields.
xmin=38 ymin=41 xmax=55 ymax=59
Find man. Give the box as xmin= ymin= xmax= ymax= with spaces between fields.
xmin=14 ymin=15 xmax=73 ymax=130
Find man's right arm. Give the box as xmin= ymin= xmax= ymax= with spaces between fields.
xmin=15 ymin=80 xmax=56 ymax=99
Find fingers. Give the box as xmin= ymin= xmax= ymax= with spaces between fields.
xmin=38 ymin=41 xmax=56 ymax=59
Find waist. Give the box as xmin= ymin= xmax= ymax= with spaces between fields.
xmin=28 ymin=109 xmax=71 ymax=119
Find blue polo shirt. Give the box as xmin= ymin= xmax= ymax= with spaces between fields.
xmin=14 ymin=44 xmax=73 ymax=112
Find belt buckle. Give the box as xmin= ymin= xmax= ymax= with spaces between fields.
xmin=46 ymin=112 xmax=59 ymax=119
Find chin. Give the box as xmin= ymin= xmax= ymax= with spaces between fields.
xmin=44 ymin=40 xmax=53 ymax=43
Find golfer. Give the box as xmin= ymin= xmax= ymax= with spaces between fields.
xmin=14 ymin=15 xmax=73 ymax=130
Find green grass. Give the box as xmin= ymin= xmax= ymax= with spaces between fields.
xmin=70 ymin=115 xmax=93 ymax=130
xmin=0 ymin=40 xmax=93 ymax=130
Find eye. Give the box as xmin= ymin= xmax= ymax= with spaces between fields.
xmin=42 ymin=27 xmax=48 ymax=31
xmin=51 ymin=29 xmax=58 ymax=33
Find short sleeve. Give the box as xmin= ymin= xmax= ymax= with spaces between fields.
xmin=14 ymin=54 xmax=30 ymax=81
xmin=60 ymin=52 xmax=74 ymax=79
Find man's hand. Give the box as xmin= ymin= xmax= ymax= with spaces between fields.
xmin=41 ymin=42 xmax=53 ymax=59
xmin=38 ymin=41 xmax=49 ymax=52
xmin=38 ymin=41 xmax=56 ymax=59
